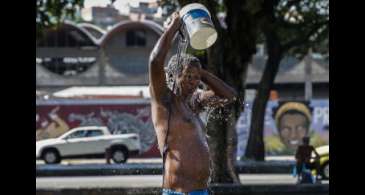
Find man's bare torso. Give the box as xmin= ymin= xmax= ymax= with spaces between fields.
xmin=151 ymin=93 xmax=210 ymax=192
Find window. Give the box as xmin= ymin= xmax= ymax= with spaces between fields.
xmin=66 ymin=130 xmax=87 ymax=139
xmin=37 ymin=57 xmax=96 ymax=76
xmin=126 ymin=30 xmax=146 ymax=47
xmin=86 ymin=130 xmax=104 ymax=137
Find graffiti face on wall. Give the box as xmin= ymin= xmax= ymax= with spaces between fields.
xmin=236 ymin=100 xmax=329 ymax=157
xmin=277 ymin=110 xmax=310 ymax=149
xmin=269 ymin=101 xmax=313 ymax=152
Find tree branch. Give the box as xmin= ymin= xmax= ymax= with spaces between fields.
xmin=282 ymin=20 xmax=328 ymax=51
xmin=285 ymin=0 xmax=302 ymax=9
xmin=276 ymin=16 xmax=305 ymax=29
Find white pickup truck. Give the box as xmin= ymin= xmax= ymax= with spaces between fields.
xmin=36 ymin=126 xmax=141 ymax=164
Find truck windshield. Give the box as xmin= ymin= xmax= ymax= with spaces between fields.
xmin=85 ymin=130 xmax=104 ymax=137
xmin=65 ymin=130 xmax=87 ymax=139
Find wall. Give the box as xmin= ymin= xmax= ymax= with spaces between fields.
xmin=236 ymin=100 xmax=329 ymax=157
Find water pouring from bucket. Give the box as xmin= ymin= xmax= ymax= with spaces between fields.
xmin=179 ymin=3 xmax=218 ymax=50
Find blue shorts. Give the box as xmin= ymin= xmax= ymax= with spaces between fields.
xmin=162 ymin=188 xmax=209 ymax=195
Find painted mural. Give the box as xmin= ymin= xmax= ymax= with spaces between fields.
xmin=36 ymin=99 xmax=329 ymax=158
xmin=36 ymin=100 xmax=158 ymax=157
xmin=236 ymin=100 xmax=329 ymax=157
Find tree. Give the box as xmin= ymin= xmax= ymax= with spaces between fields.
xmin=36 ymin=0 xmax=85 ymax=37
xmin=245 ymin=0 xmax=329 ymax=161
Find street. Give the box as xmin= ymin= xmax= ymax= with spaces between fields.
xmin=36 ymin=174 xmax=329 ymax=189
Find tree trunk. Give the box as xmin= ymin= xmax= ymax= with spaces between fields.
xmin=245 ymin=31 xmax=282 ymax=161
xmin=176 ymin=0 xmax=256 ymax=183
xmin=206 ymin=106 xmax=239 ymax=183
xmin=204 ymin=20 xmax=242 ymax=184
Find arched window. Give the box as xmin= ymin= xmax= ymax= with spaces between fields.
xmin=126 ymin=29 xmax=146 ymax=47
xmin=37 ymin=25 xmax=96 ymax=47
xmin=36 ymin=57 xmax=97 ymax=76
xmin=36 ymin=23 xmax=99 ymax=76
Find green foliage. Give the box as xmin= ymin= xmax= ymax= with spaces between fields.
xmin=36 ymin=0 xmax=88 ymax=37
xmin=159 ymin=0 xmax=180 ymax=16
xmin=274 ymin=0 xmax=329 ymax=57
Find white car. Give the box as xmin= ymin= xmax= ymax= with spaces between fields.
xmin=36 ymin=126 xmax=141 ymax=164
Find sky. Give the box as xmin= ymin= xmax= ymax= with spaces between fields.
xmin=84 ymin=0 xmax=157 ymax=15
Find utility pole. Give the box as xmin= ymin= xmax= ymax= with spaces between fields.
xmin=99 ymin=49 xmax=107 ymax=85
xmin=305 ymin=48 xmax=313 ymax=101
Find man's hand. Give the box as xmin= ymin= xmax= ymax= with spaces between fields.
xmin=199 ymin=92 xmax=230 ymax=107
xmin=166 ymin=12 xmax=182 ymax=32
xmin=198 ymin=69 xmax=238 ymax=104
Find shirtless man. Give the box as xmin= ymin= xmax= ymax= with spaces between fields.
xmin=149 ymin=12 xmax=237 ymax=194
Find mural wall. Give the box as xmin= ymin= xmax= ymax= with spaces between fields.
xmin=36 ymin=99 xmax=329 ymax=158
xmin=36 ymin=100 xmax=158 ymax=157
xmin=236 ymin=100 xmax=329 ymax=157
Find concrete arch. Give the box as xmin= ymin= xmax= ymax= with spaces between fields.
xmin=78 ymin=23 xmax=106 ymax=40
xmin=99 ymin=20 xmax=164 ymax=47
xmin=37 ymin=20 xmax=99 ymax=47
xmin=96 ymin=20 xmax=166 ymax=85
xmin=36 ymin=21 xmax=101 ymax=79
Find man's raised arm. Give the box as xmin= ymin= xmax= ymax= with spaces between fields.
xmin=197 ymin=69 xmax=238 ymax=107
xmin=149 ymin=12 xmax=181 ymax=102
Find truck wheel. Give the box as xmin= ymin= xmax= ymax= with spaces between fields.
xmin=320 ymin=161 xmax=329 ymax=180
xmin=42 ymin=149 xmax=61 ymax=164
xmin=111 ymin=148 xmax=128 ymax=164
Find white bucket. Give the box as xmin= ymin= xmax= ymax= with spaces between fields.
xmin=179 ymin=3 xmax=218 ymax=50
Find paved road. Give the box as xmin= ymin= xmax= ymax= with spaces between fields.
xmin=36 ymin=174 xmax=328 ymax=189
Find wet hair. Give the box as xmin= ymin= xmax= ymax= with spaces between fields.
xmin=165 ymin=53 xmax=201 ymax=89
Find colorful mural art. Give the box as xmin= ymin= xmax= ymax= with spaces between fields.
xmin=37 ymin=99 xmax=329 ymax=158
xmin=36 ymin=99 xmax=158 ymax=157
xmin=236 ymin=100 xmax=329 ymax=157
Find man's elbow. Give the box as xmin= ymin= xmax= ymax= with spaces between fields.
xmin=228 ymin=88 xmax=238 ymax=102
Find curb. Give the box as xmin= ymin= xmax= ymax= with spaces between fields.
xmin=36 ymin=184 xmax=329 ymax=195
xmin=36 ymin=161 xmax=296 ymax=177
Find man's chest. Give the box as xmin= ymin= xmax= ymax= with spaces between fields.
xmin=151 ymin=99 xmax=205 ymax=136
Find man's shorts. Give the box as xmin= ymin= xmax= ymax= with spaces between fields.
xmin=162 ymin=188 xmax=209 ymax=195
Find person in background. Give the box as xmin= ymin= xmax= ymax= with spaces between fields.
xmin=295 ymin=136 xmax=321 ymax=182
